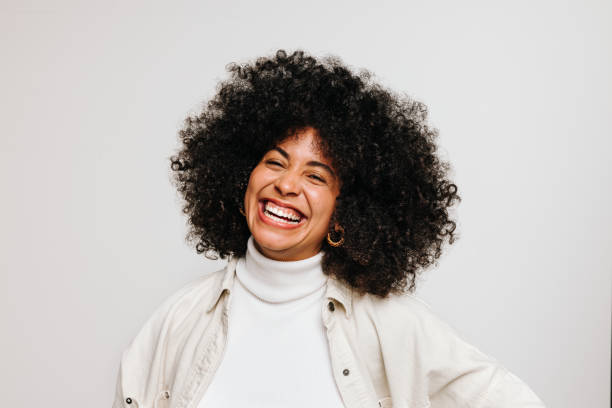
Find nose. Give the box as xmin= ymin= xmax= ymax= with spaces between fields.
xmin=274 ymin=170 xmax=301 ymax=196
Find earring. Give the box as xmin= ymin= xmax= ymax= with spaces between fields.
xmin=327 ymin=224 xmax=345 ymax=247
xmin=239 ymin=206 xmax=246 ymax=217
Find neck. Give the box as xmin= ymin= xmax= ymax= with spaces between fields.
xmin=252 ymin=240 xmax=322 ymax=262
xmin=235 ymin=236 xmax=327 ymax=303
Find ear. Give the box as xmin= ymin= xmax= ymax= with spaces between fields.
xmin=326 ymin=222 xmax=345 ymax=248
xmin=328 ymin=211 xmax=339 ymax=230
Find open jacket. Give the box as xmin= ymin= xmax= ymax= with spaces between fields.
xmin=112 ymin=258 xmax=545 ymax=408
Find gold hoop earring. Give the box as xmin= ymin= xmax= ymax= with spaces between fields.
xmin=239 ymin=206 xmax=246 ymax=217
xmin=327 ymin=224 xmax=345 ymax=247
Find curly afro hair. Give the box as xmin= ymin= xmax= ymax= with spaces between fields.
xmin=170 ymin=49 xmax=460 ymax=297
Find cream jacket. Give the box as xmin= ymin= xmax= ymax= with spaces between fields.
xmin=112 ymin=258 xmax=545 ymax=408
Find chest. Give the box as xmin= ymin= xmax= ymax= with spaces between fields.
xmin=160 ymin=297 xmax=396 ymax=408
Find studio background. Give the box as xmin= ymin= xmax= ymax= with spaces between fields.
xmin=1 ymin=0 xmax=610 ymax=407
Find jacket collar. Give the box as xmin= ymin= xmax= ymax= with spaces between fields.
xmin=206 ymin=256 xmax=353 ymax=318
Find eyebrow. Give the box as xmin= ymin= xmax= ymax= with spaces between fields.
xmin=272 ymin=147 xmax=336 ymax=177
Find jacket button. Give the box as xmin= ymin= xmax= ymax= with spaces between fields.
xmin=342 ymin=368 xmax=350 ymax=376
xmin=328 ymin=301 xmax=335 ymax=312
xmin=125 ymin=397 xmax=132 ymax=404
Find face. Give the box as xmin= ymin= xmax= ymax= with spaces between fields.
xmin=243 ymin=127 xmax=340 ymax=261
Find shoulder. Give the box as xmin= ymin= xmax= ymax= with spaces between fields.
xmin=362 ymin=291 xmax=506 ymax=362
xmin=354 ymin=291 xmax=498 ymax=373
xmin=131 ymin=262 xmax=230 ymax=339
xmin=367 ymin=291 xmax=436 ymax=314
xmin=352 ymin=292 xmax=545 ymax=407
xmin=357 ymin=291 xmax=454 ymax=336
xmin=119 ymin=260 xmax=234 ymax=364
xmin=113 ymin=262 xmax=232 ymax=407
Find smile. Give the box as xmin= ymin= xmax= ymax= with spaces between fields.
xmin=258 ymin=199 xmax=306 ymax=228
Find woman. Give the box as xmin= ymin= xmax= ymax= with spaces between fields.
xmin=112 ymin=50 xmax=544 ymax=407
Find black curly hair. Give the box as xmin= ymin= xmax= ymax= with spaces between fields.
xmin=170 ymin=49 xmax=460 ymax=297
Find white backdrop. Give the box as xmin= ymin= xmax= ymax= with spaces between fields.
xmin=1 ymin=0 xmax=610 ymax=407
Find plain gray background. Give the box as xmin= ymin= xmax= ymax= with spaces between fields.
xmin=1 ymin=0 xmax=610 ymax=407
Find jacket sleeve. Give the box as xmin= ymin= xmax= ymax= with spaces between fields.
xmin=112 ymin=364 xmax=127 ymax=408
xmin=111 ymin=287 xmax=186 ymax=408
xmin=405 ymin=296 xmax=546 ymax=408
xmin=473 ymin=368 xmax=545 ymax=408
xmin=111 ymin=273 xmax=218 ymax=408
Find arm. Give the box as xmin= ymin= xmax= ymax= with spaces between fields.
xmin=400 ymin=296 xmax=546 ymax=407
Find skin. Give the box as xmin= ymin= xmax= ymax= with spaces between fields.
xmin=243 ymin=127 xmax=341 ymax=261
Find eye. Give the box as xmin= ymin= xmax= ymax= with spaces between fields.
xmin=266 ymin=160 xmax=283 ymax=167
xmin=308 ymin=174 xmax=326 ymax=183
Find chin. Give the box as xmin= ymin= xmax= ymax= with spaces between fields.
xmin=252 ymin=229 xmax=297 ymax=251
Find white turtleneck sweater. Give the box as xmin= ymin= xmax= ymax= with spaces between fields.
xmin=197 ymin=237 xmax=345 ymax=407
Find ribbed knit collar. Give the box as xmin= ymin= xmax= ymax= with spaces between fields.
xmin=235 ymin=236 xmax=327 ymax=303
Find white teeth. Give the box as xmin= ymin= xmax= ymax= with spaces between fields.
xmin=265 ymin=211 xmax=298 ymax=224
xmin=264 ymin=201 xmax=302 ymax=223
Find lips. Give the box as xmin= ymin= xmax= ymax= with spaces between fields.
xmin=258 ymin=199 xmax=306 ymax=227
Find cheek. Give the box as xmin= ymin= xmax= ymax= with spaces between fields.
xmin=245 ymin=167 xmax=265 ymax=196
xmin=243 ymin=175 xmax=259 ymax=213
xmin=312 ymin=192 xmax=337 ymax=223
xmin=244 ymin=167 xmax=277 ymax=212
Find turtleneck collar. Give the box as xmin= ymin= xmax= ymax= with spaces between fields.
xmin=235 ymin=236 xmax=327 ymax=303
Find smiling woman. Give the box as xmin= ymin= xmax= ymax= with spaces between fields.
xmin=244 ymin=128 xmax=340 ymax=261
xmin=166 ymin=49 xmax=463 ymax=298
xmin=112 ymin=50 xmax=545 ymax=408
